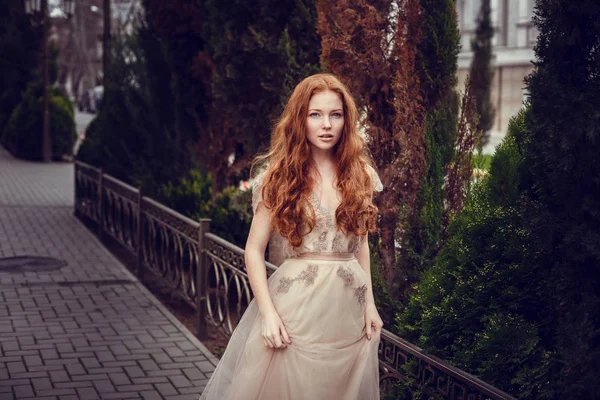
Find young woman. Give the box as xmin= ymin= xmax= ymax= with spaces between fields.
xmin=199 ymin=73 xmax=384 ymax=399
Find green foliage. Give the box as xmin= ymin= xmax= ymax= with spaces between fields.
xmin=396 ymin=109 xmax=558 ymax=399
xmin=210 ymin=186 xmax=254 ymax=246
xmin=416 ymin=0 xmax=460 ymax=107
xmin=80 ymin=0 xmax=321 ymax=202
xmin=0 ymin=0 xmax=43 ymax=134
xmin=1 ymin=81 xmax=76 ymax=160
xmin=381 ymin=382 xmax=412 ymax=400
xmin=158 ymin=170 xmax=252 ymax=246
xmin=381 ymin=358 xmax=438 ymax=400
xmin=368 ymin=240 xmax=401 ymax=327
xmin=201 ymin=0 xmax=322 ymax=168
xmin=471 ymin=153 xmax=492 ymax=171
xmin=159 ymin=169 xmax=213 ymax=218
xmin=78 ymin=0 xmax=321 ymax=252
xmin=142 ymin=0 xmax=208 ymax=172
xmin=486 ymin=108 xmax=527 ymax=206
xmin=395 ymin=2 xmax=600 ymax=395
xmin=77 ymin=31 xmax=191 ymax=194
xmin=400 ymin=0 xmax=461 ymax=299
xmin=522 ymin=1 xmax=600 ymax=397
xmin=470 ymin=0 xmax=495 ymax=145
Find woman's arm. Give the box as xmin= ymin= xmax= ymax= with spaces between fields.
xmin=244 ymin=202 xmax=291 ymax=349
xmin=356 ymin=233 xmax=384 ymax=339
xmin=356 ymin=233 xmax=376 ymax=306
xmin=245 ymin=202 xmax=275 ymax=315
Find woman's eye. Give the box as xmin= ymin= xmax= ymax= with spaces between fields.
xmin=309 ymin=112 xmax=320 ymax=118
xmin=331 ymin=113 xmax=343 ymax=119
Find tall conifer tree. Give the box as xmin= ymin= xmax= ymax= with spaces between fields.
xmin=317 ymin=1 xmax=476 ymax=305
xmin=398 ymin=0 xmax=460 ymax=301
xmin=524 ymin=0 xmax=600 ymax=396
xmin=470 ymin=0 xmax=495 ymax=146
xmin=397 ymin=0 xmax=600 ymax=397
xmin=0 ymin=0 xmax=43 ymax=134
xmin=317 ymin=0 xmax=426 ymax=303
xmin=79 ymin=0 xmax=209 ymax=191
xmin=200 ymin=0 xmax=321 ymax=200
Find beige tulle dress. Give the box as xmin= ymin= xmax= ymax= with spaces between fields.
xmin=199 ymin=168 xmax=383 ymax=400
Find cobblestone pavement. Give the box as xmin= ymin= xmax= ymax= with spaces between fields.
xmin=0 ymin=147 xmax=218 ymax=399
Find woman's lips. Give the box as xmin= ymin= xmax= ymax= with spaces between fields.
xmin=319 ymin=135 xmax=334 ymax=141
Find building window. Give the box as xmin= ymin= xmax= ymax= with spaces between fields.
xmin=491 ymin=0 xmax=499 ymax=27
xmin=518 ymin=0 xmax=534 ymax=23
xmin=457 ymin=0 xmax=465 ymax=30
xmin=518 ymin=0 xmax=527 ymax=21
xmin=528 ymin=25 xmax=539 ymax=46
xmin=472 ymin=0 xmax=479 ymax=21
xmin=464 ymin=0 xmax=475 ymax=30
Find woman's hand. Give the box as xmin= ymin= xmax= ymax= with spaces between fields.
xmin=364 ymin=303 xmax=384 ymax=340
xmin=261 ymin=309 xmax=292 ymax=349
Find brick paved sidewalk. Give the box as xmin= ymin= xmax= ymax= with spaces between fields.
xmin=0 ymin=147 xmax=218 ymax=400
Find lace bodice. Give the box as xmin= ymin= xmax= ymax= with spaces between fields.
xmin=251 ymin=166 xmax=383 ymax=260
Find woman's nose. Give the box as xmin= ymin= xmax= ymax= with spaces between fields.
xmin=322 ymin=117 xmax=331 ymax=128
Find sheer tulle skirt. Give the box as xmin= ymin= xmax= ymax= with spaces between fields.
xmin=199 ymin=257 xmax=380 ymax=400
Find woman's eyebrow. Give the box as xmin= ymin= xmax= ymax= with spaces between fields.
xmin=308 ymin=108 xmax=343 ymax=112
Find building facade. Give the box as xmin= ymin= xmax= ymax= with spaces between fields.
xmin=52 ymin=0 xmax=142 ymax=102
xmin=456 ymin=0 xmax=538 ymax=153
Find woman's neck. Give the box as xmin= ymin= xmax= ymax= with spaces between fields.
xmin=310 ymin=149 xmax=337 ymax=186
xmin=310 ymin=148 xmax=335 ymax=171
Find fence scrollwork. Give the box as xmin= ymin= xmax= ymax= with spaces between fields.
xmin=101 ymin=176 xmax=138 ymax=253
xmin=202 ymin=233 xmax=277 ymax=337
xmin=140 ymin=197 xmax=201 ymax=307
xmin=74 ymin=161 xmax=515 ymax=400
xmin=74 ymin=162 xmax=101 ymax=222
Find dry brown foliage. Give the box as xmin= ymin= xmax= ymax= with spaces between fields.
xmin=443 ymin=77 xmax=481 ymax=228
xmin=317 ymin=0 xmax=426 ymax=282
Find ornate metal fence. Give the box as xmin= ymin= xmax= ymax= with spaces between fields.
xmin=74 ymin=161 xmax=515 ymax=400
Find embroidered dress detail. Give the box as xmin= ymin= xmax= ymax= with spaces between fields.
xmin=309 ymin=191 xmax=320 ymax=210
xmin=276 ymin=277 xmax=294 ymax=294
xmin=310 ymin=191 xmax=333 ymax=215
xmin=313 ymin=231 xmax=329 ymax=252
xmin=331 ymin=231 xmax=344 ymax=253
xmin=354 ymin=284 xmax=367 ymax=306
xmin=348 ymin=235 xmax=361 ymax=253
xmin=276 ymin=264 xmax=319 ymax=294
xmin=199 ymin=166 xmax=384 ymax=400
xmin=336 ymin=266 xmax=355 ymax=287
xmin=337 ymin=266 xmax=367 ymax=305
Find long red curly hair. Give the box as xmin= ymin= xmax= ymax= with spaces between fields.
xmin=252 ymin=73 xmax=378 ymax=248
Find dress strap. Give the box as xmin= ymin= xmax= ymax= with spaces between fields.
xmin=293 ymin=252 xmax=356 ymax=261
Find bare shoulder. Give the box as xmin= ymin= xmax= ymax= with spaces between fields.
xmin=365 ymin=164 xmax=383 ymax=192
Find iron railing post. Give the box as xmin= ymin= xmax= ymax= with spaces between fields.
xmin=196 ymin=218 xmax=211 ymax=339
xmin=71 ymin=163 xmax=516 ymax=400
xmin=136 ymin=188 xmax=144 ymax=279
xmin=98 ymin=169 xmax=104 ymax=239
xmin=73 ymin=163 xmax=79 ymax=217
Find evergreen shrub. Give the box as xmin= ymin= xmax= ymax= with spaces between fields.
xmin=395 ymin=109 xmax=557 ymax=399
xmin=159 ymin=169 xmax=252 ymax=247
xmin=398 ymin=0 xmax=461 ymax=302
xmin=0 ymin=0 xmax=44 ymax=134
xmin=77 ymin=29 xmax=197 ymax=194
xmin=1 ymin=82 xmax=76 ymax=160
xmin=521 ymin=2 xmax=600 ymax=396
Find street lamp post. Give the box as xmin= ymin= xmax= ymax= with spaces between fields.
xmin=24 ymin=0 xmax=75 ymax=162
xmin=103 ymin=0 xmax=111 ymax=86
xmin=91 ymin=1 xmax=111 ymax=90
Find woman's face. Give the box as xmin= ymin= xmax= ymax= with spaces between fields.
xmin=305 ymin=90 xmax=344 ymax=155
